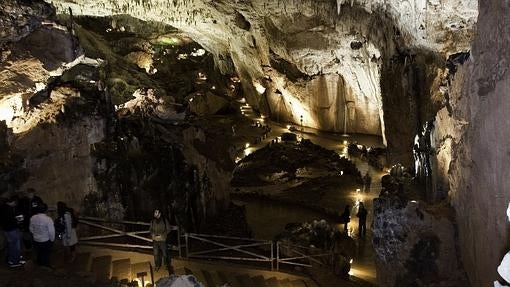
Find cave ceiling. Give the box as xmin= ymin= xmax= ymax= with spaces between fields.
xmin=15 ymin=0 xmax=479 ymax=138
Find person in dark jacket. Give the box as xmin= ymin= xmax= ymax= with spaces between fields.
xmin=0 ymin=196 xmax=25 ymax=267
xmin=17 ymin=188 xmax=44 ymax=250
xmin=340 ymin=205 xmax=350 ymax=232
xmin=356 ymin=202 xmax=368 ymax=237
xmin=150 ymin=209 xmax=170 ymax=272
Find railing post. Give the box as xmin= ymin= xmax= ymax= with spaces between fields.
xmin=331 ymin=252 xmax=335 ymax=272
xmin=276 ymin=241 xmax=280 ymax=271
xmin=185 ymin=233 xmax=189 ymax=259
xmin=177 ymin=227 xmax=182 ymax=258
xmin=270 ymin=241 xmax=274 ymax=271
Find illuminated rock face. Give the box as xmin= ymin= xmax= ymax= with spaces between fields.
xmin=45 ymin=0 xmax=476 ymax=146
xmin=0 ymin=23 xmax=80 ymax=133
xmin=432 ymin=1 xmax=510 ymax=286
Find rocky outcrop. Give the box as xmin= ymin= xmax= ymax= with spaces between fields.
xmin=0 ymin=10 xmax=102 ymax=208
xmin=12 ymin=84 xmax=107 ymax=209
xmin=0 ymin=0 xmax=55 ymax=46
xmin=373 ymin=197 xmax=467 ymax=286
xmin=431 ymin=0 xmax=510 ymax=286
xmin=0 ymin=22 xmax=80 ymax=131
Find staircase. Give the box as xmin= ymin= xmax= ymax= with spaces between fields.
xmin=66 ymin=246 xmax=318 ymax=287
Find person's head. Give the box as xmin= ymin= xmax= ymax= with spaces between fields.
xmin=57 ymin=201 xmax=67 ymax=216
xmin=359 ymin=202 xmax=364 ymax=208
xmin=7 ymin=195 xmax=18 ymax=207
xmin=37 ymin=203 xmax=48 ymax=214
xmin=26 ymin=188 xmax=35 ymax=198
xmin=153 ymin=209 xmax=162 ymax=219
xmin=345 ymin=205 xmax=350 ymax=212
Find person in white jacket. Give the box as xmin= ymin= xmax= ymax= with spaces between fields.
xmin=29 ymin=203 xmax=55 ymax=267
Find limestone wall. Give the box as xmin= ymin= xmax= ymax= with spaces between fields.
xmin=434 ymin=0 xmax=510 ymax=285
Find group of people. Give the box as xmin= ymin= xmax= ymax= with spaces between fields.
xmin=0 ymin=190 xmax=78 ymax=268
xmin=339 ymin=202 xmax=368 ymax=238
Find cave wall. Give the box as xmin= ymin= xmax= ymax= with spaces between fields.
xmin=434 ymin=1 xmax=510 ymax=286
xmin=16 ymin=107 xmax=105 ymax=209
xmin=373 ymin=198 xmax=467 ymax=286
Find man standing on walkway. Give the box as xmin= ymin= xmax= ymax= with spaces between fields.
xmin=30 ymin=203 xmax=55 ymax=268
xmin=0 ymin=196 xmax=25 ymax=267
xmin=150 ymin=208 xmax=170 ymax=272
xmin=363 ymin=172 xmax=371 ymax=193
xmin=356 ymin=202 xmax=368 ymax=237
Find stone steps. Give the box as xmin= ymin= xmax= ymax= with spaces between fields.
xmin=69 ymin=251 xmax=316 ymax=287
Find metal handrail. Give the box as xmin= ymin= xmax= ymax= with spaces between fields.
xmin=81 ymin=220 xmax=152 ymax=243
xmin=80 ymin=230 xmax=149 ymax=241
xmin=79 ymin=216 xmax=150 ymax=227
xmin=189 ymin=241 xmax=272 ymax=257
xmin=76 ymin=216 xmax=334 ymax=275
xmin=185 ymin=233 xmax=274 ymax=269
xmin=79 ymin=217 xmax=181 ymax=253
xmin=186 ymin=233 xmax=270 ymax=242
xmin=276 ymin=242 xmax=334 ymax=271
xmin=186 ymin=234 xmax=272 ymax=259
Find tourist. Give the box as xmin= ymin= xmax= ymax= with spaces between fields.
xmin=363 ymin=172 xmax=371 ymax=193
xmin=150 ymin=208 xmax=171 ymax=272
xmin=0 ymin=196 xmax=25 ymax=267
xmin=30 ymin=203 xmax=55 ymax=268
xmin=357 ymin=202 xmax=368 ymax=237
xmin=18 ymin=188 xmax=44 ymax=250
xmin=340 ymin=205 xmax=350 ymax=232
xmin=56 ymin=201 xmax=78 ymax=261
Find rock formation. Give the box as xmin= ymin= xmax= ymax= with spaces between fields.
xmin=5 ymin=1 xmax=510 ymax=287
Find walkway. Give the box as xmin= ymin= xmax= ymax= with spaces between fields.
xmin=232 ymin=101 xmax=384 ymax=286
